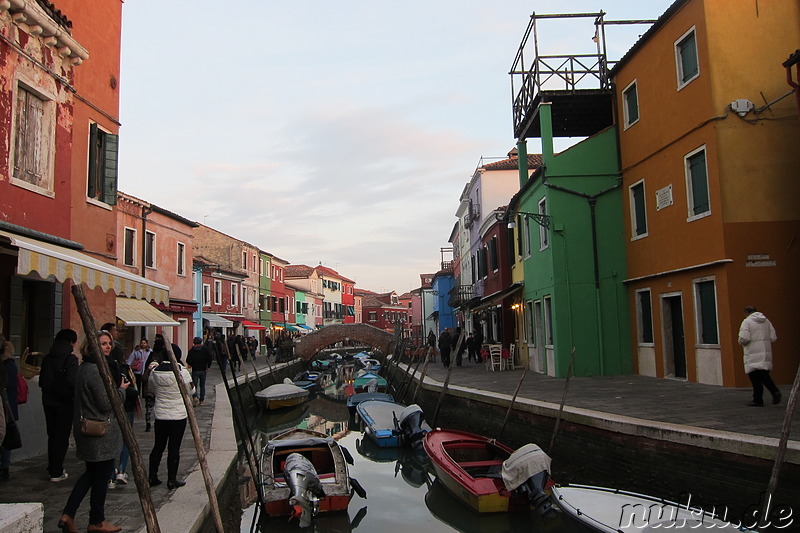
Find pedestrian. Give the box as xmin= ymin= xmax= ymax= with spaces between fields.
xmin=186 ymin=337 xmax=213 ymax=406
xmin=0 ymin=338 xmax=19 ymax=483
xmin=738 ymin=306 xmax=781 ymax=407
xmin=427 ymin=330 xmax=437 ymax=363
xmin=212 ymin=332 xmax=228 ymax=376
xmin=109 ymin=363 xmax=138 ymax=489
xmin=227 ymin=334 xmax=241 ymax=371
xmin=147 ymin=350 xmax=194 ymax=489
xmin=466 ymin=332 xmax=477 ymax=363
xmin=438 ymin=328 xmax=453 ymax=368
xmin=126 ymin=338 xmax=150 ymax=393
xmin=142 ymin=338 xmax=169 ymax=432
xmin=247 ymin=335 xmax=259 ymax=359
xmin=39 ymin=329 xmax=79 ymax=483
xmin=58 ymin=330 xmax=129 ymax=533
xmin=454 ymin=327 xmax=466 ymax=367
xmin=236 ymin=334 xmax=248 ymax=362
xmin=99 ymin=323 xmax=124 ymax=386
xmin=154 ymin=333 xmax=181 ymax=362
xmin=264 ymin=335 xmax=273 ymax=359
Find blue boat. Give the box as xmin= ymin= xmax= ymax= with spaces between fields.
xmin=356 ymin=400 xmax=406 ymax=448
xmin=346 ymin=392 xmax=393 ymax=414
xmin=352 ymin=371 xmax=388 ymax=393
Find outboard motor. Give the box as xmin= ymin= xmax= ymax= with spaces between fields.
xmin=366 ymin=378 xmax=378 ymax=393
xmin=283 ymin=453 xmax=326 ymax=528
xmin=397 ymin=404 xmax=431 ymax=448
xmin=501 ymin=444 xmax=558 ymax=519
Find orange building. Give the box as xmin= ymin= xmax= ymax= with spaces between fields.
xmin=0 ymin=1 xmax=169 ymax=351
xmin=612 ymin=0 xmax=800 ymax=386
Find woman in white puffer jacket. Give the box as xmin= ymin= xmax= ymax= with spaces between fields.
xmin=146 ymin=350 xmax=193 ymax=489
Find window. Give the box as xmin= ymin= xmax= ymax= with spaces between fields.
xmin=623 ymin=80 xmax=639 ymax=128
xmin=202 ymin=284 xmax=211 ymax=306
xmin=177 ymin=242 xmax=186 ymax=276
xmin=685 ymin=146 xmax=710 ymax=219
xmin=252 ymin=254 xmax=257 ymax=272
xmin=636 ymin=289 xmax=654 ymax=344
xmin=192 ymin=272 xmax=198 ymax=301
xmin=538 ymin=198 xmax=549 ymax=250
xmin=87 ymin=123 xmax=118 ymax=204
xmin=213 ymin=280 xmax=222 ymax=305
xmin=695 ymin=279 xmax=718 ymax=345
xmin=231 ymin=283 xmax=238 ymax=307
xmin=13 ymin=84 xmax=55 ymax=194
xmin=675 ymin=27 xmax=699 ymax=88
xmin=242 ymin=251 xmax=247 ymax=269
xmin=630 ymin=180 xmax=648 ymax=238
xmin=543 ymin=296 xmax=553 ymax=346
xmin=516 ymin=215 xmax=524 ymax=259
xmin=524 ymin=301 xmax=533 ymax=344
xmin=523 ymin=216 xmax=532 ymax=257
xmin=144 ymin=231 xmax=156 ymax=268
xmin=123 ymin=227 xmax=136 ymax=266
xmin=489 ymin=236 xmax=499 ymax=272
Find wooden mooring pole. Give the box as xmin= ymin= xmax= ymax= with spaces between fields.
xmin=431 ymin=330 xmax=465 ymax=428
xmin=71 ymin=285 xmax=161 ymax=533
xmin=499 ymin=363 xmax=529 ymax=439
xmin=548 ymin=346 xmax=575 ymax=456
xmin=412 ymin=347 xmax=433 ymax=404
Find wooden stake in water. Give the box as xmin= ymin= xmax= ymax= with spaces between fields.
xmin=431 ymin=330 xmax=465 ymax=428
xmin=412 ymin=346 xmax=433 ymax=404
xmin=499 ymin=362 xmax=529 ymax=439
xmin=548 ymin=346 xmax=575 ymax=456
xmin=72 ymin=285 xmax=161 ymax=533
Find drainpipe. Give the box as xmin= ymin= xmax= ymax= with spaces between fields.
xmin=140 ymin=204 xmax=154 ymax=339
xmin=517 ymin=138 xmax=529 ymax=188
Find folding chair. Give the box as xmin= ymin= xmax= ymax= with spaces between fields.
xmin=503 ymin=344 xmax=515 ymax=370
xmin=487 ymin=344 xmax=503 ymax=371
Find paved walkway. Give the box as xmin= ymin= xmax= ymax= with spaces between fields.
xmin=2 ymin=353 xmax=798 ymax=532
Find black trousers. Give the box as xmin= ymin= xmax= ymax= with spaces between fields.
xmin=441 ymin=348 xmax=451 ymax=367
xmin=44 ymin=403 xmax=73 ymax=478
xmin=748 ymin=369 xmax=779 ymax=404
xmin=149 ymin=418 xmax=187 ymax=481
xmin=63 ymin=459 xmax=114 ymax=524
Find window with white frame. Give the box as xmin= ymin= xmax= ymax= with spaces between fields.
xmin=523 ymin=216 xmax=532 ymax=257
xmin=538 ymin=198 xmax=549 ymax=250
xmin=543 ymin=295 xmax=553 ymax=346
xmin=123 ymin=227 xmax=136 ymax=266
xmin=144 ymin=231 xmax=156 ymax=268
xmin=87 ymin=123 xmax=118 ymax=205
xmin=694 ymin=278 xmax=719 ymax=345
xmin=12 ymin=83 xmax=56 ymax=195
xmin=231 ymin=283 xmax=239 ymax=307
xmin=214 ymin=280 xmax=222 ymax=305
xmin=622 ymin=80 xmax=639 ymax=128
xmin=177 ymin=242 xmax=186 ymax=276
xmin=630 ymin=180 xmax=648 ymax=239
xmin=202 ymin=284 xmax=211 ymax=307
xmin=685 ymin=146 xmax=710 ymax=219
xmin=636 ymin=289 xmax=654 ymax=344
xmin=524 ymin=301 xmax=533 ymax=344
xmin=675 ymin=27 xmax=699 ymax=89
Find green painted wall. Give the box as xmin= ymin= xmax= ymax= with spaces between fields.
xmin=520 ymin=104 xmax=631 ymax=378
xmin=259 ymin=252 xmax=272 ymax=328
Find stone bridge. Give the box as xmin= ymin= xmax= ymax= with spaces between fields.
xmin=293 ymin=323 xmax=395 ymax=361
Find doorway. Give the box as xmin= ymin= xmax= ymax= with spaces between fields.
xmin=661 ymin=293 xmax=686 ymax=379
xmin=532 ymin=300 xmax=545 ymax=373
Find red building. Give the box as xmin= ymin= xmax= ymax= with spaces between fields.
xmin=360 ymin=290 xmax=410 ymax=334
xmin=194 ymin=255 xmax=245 ymax=335
xmin=0 ymin=1 xmax=169 ymax=352
xmin=341 ymin=279 xmax=355 ymax=324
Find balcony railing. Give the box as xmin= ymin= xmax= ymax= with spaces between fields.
xmin=448 ymin=284 xmax=474 ymax=308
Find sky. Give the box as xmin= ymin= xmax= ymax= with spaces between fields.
xmin=118 ymin=0 xmax=675 ymax=294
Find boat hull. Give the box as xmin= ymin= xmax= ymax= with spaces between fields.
xmin=357 ymin=400 xmax=405 ymax=448
xmin=423 ymin=428 xmax=530 ymax=514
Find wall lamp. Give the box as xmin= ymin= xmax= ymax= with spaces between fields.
xmin=496 ymin=210 xmax=552 ymax=230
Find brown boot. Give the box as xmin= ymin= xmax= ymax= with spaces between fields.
xmin=86 ymin=521 xmax=122 ymax=532
xmin=58 ymin=515 xmax=78 ymax=533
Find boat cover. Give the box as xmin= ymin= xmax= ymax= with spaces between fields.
xmin=398 ymin=404 xmax=424 ymax=425
xmin=501 ymin=443 xmax=552 ymax=491
xmin=347 ymin=392 xmax=393 ymax=408
xmin=267 ymin=436 xmax=335 ymax=451
xmin=256 ymin=383 xmax=310 ymax=402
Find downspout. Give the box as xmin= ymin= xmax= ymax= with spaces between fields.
xmin=140 ymin=204 xmax=153 ymax=279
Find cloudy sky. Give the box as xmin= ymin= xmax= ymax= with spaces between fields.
xmin=119 ymin=0 xmax=673 ymax=293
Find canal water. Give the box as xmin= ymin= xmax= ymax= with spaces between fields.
xmin=236 ymin=393 xmax=593 ymax=533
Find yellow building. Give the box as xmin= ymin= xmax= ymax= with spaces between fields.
xmin=611 ymin=0 xmax=800 ymax=386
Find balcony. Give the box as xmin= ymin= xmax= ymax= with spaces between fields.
xmin=448 ymin=284 xmax=474 ymax=309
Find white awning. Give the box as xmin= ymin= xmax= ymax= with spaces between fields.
xmin=0 ymin=229 xmax=170 ymax=304
xmin=203 ymin=313 xmax=233 ymax=328
xmin=116 ymin=297 xmax=179 ymax=327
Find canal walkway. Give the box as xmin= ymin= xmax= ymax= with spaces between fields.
xmin=1 ymin=354 xmax=798 ymax=532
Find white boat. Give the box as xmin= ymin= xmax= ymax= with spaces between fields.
xmin=255 ymin=382 xmax=310 ymax=410
xmin=552 ymin=484 xmax=757 ymax=532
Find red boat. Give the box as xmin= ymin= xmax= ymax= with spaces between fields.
xmin=423 ymin=429 xmax=553 ymax=514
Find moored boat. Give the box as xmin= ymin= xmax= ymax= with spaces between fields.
xmin=352 ymin=371 xmax=388 ymax=393
xmin=255 ymin=382 xmax=310 ymax=411
xmin=422 ymin=429 xmax=554 ymax=515
xmin=356 ymin=400 xmax=406 ymax=447
xmin=346 ymin=392 xmax=393 ymax=414
xmin=260 ymin=428 xmax=361 ymax=525
xmin=551 ymin=484 xmax=757 ymax=532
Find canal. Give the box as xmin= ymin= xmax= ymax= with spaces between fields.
xmin=234 ymin=392 xmax=594 ymax=533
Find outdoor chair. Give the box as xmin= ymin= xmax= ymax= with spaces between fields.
xmin=487 ymin=344 xmax=503 ymax=371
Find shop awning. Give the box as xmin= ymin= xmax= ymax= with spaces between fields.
xmin=202 ymin=313 xmax=233 ymax=328
xmin=116 ymin=297 xmax=179 ymax=327
xmin=296 ymin=324 xmax=313 ymax=330
xmin=274 ymin=322 xmax=299 ymax=332
xmin=242 ymin=320 xmax=266 ymax=330
xmin=0 ymin=229 xmax=170 ymax=304
xmin=470 ymin=282 xmax=524 ymax=313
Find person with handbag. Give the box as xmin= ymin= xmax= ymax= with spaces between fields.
xmin=125 ymin=338 xmax=150 ymax=393
xmin=39 ymin=329 xmax=79 ymax=483
xmin=58 ymin=331 xmax=129 ymax=533
xmin=0 ymin=338 xmax=19 ymax=483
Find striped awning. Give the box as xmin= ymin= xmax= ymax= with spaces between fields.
xmin=116 ymin=297 xmax=179 ymax=327
xmin=203 ymin=313 xmax=233 ymax=328
xmin=0 ymin=229 xmax=170 ymax=304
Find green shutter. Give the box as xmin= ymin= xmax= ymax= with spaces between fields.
xmin=102 ymin=133 xmax=119 ymax=205
xmin=638 ymin=290 xmax=653 ymax=343
xmin=625 ymin=84 xmax=639 ymax=124
xmin=679 ymin=32 xmax=698 ymax=82
xmin=688 ymin=151 xmax=709 ymax=215
xmin=698 ymin=281 xmax=718 ymax=344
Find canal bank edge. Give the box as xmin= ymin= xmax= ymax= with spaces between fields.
xmin=400 ymin=364 xmax=800 ymax=465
